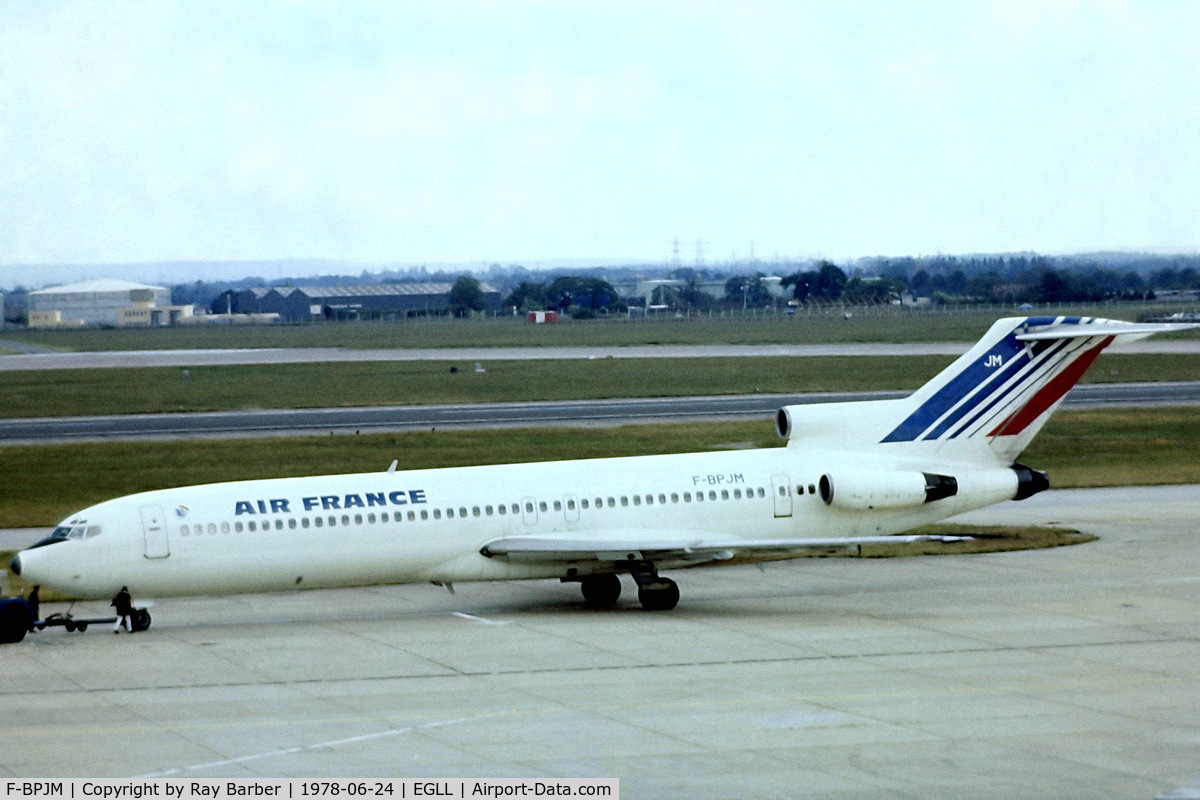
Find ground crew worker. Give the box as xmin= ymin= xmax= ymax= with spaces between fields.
xmin=111 ymin=586 xmax=133 ymax=633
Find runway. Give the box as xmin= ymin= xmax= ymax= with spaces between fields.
xmin=2 ymin=382 xmax=1198 ymax=444
xmin=1 ymin=338 xmax=1198 ymax=371
xmin=3 ymin=484 xmax=1198 ymax=797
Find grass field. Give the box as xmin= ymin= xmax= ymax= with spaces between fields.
xmin=2 ymin=352 xmax=1197 ymax=419
xmin=5 ymin=302 xmax=1195 ymax=352
xmin=1 ymin=407 xmax=1196 ymax=528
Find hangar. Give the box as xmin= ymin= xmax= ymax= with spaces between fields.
xmin=26 ymin=278 xmax=192 ymax=328
xmin=213 ymin=281 xmax=502 ymax=321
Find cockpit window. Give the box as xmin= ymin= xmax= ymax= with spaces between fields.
xmin=51 ymin=522 xmax=101 ymax=540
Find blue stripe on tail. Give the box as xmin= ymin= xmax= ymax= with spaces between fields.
xmin=880 ymin=331 xmax=1026 ymax=443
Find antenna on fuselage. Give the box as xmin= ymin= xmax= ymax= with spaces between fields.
xmin=386 ymin=460 xmax=398 ymax=473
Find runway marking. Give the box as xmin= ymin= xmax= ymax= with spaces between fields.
xmin=131 ymin=714 xmax=493 ymax=778
xmin=451 ymin=611 xmax=509 ymax=626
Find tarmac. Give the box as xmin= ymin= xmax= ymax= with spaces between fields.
xmin=2 ymin=484 xmax=1199 ymax=798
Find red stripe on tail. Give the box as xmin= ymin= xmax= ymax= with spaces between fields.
xmin=988 ymin=336 xmax=1113 ymax=437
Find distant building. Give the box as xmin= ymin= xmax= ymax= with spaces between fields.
xmin=27 ymin=278 xmax=194 ymax=328
xmin=213 ymin=281 xmax=501 ymax=322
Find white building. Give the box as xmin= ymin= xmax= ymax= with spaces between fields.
xmin=27 ymin=278 xmax=181 ymax=327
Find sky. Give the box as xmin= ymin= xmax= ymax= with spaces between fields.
xmin=1 ymin=1 xmax=1199 ymax=288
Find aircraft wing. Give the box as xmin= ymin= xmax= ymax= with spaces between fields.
xmin=479 ymin=530 xmax=972 ymax=566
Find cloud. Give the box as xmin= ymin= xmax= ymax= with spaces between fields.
xmin=1 ymin=0 xmax=1198 ymax=278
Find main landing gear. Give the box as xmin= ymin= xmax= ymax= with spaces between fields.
xmin=576 ymin=566 xmax=680 ymax=611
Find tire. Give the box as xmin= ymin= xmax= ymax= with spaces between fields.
xmin=131 ymin=609 xmax=152 ymax=632
xmin=637 ymin=578 xmax=680 ymax=611
xmin=78 ymin=623 xmax=88 ymax=632
xmin=580 ymin=574 xmax=622 ymax=608
xmin=64 ymin=621 xmax=76 ymax=632
xmin=0 ymin=598 xmax=32 ymax=644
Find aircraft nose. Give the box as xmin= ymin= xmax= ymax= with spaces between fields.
xmin=9 ymin=553 xmax=21 ymax=577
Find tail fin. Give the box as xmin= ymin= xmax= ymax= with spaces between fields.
xmin=880 ymin=316 xmax=1193 ymax=462
xmin=777 ymin=316 xmax=1196 ymax=465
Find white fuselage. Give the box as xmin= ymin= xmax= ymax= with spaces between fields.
xmin=17 ymin=445 xmax=1017 ymax=599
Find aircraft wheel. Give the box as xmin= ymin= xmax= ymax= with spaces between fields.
xmin=0 ymin=598 xmax=32 ymax=644
xmin=64 ymin=621 xmax=76 ymax=632
xmin=637 ymin=578 xmax=680 ymax=611
xmin=131 ymin=609 xmax=152 ymax=632
xmin=78 ymin=623 xmax=88 ymax=632
xmin=580 ymin=574 xmax=621 ymax=608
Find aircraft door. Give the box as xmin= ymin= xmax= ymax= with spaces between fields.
xmin=522 ymin=496 xmax=537 ymax=526
xmin=139 ymin=504 xmax=170 ymax=559
xmin=771 ymin=473 xmax=793 ymax=518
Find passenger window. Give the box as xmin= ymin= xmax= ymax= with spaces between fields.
xmin=498 ymin=505 xmax=507 ymax=516
xmin=249 ymin=521 xmax=257 ymax=532
xmin=620 ymin=496 xmax=629 ymax=507
xmin=553 ymin=500 xmax=562 ymax=511
xmin=301 ymin=518 xmax=310 ymax=528
xmin=288 ymin=519 xmax=297 ymax=529
xmin=696 ymin=493 xmax=704 ymax=502
xmin=460 ymin=507 xmax=468 ymax=517
xmin=708 ymin=491 xmax=717 ymax=500
xmin=581 ymin=499 xmax=589 ymax=509
xmin=525 ymin=502 xmax=534 ymax=513
xmin=486 ymin=506 xmax=494 ymax=516
xmin=446 ymin=509 xmax=455 ymax=518
xmin=420 ymin=510 xmax=428 ymax=520
xmin=235 ymin=522 xmax=243 ymax=532
xmin=683 ymin=492 xmax=691 ymax=502
xmin=314 ymin=517 xmax=323 ymax=528
xmin=341 ymin=515 xmax=350 ymax=526
xmin=367 ymin=513 xmax=376 ymax=524
xmin=328 ymin=516 xmax=337 ymax=527
xmin=658 ymin=494 xmax=667 ymax=504
xmin=759 ymin=488 xmax=767 ymax=498
xmin=539 ymin=501 xmax=548 ymax=512
xmin=733 ymin=489 xmax=742 ymax=499
xmin=209 ymin=523 xmax=218 ymax=534
xmin=511 ymin=504 xmax=520 ymax=514
xmin=671 ymin=493 xmax=679 ymax=503
xmin=472 ymin=507 xmax=481 ymax=517
xmin=381 ymin=513 xmax=389 ymax=522
xmin=808 ymin=484 xmax=816 ymax=494
xmin=275 ymin=520 xmax=284 ymax=530
xmin=607 ymin=497 xmax=615 ymax=507
xmin=180 ymin=525 xmax=190 ymax=536
xmin=222 ymin=522 xmax=231 ymax=533
xmin=354 ymin=514 xmax=363 ymax=525
xmin=434 ymin=509 xmax=442 ymax=519
xmin=408 ymin=511 xmax=416 ymax=521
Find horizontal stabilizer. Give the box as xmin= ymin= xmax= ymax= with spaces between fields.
xmin=1017 ymin=320 xmax=1200 ymax=340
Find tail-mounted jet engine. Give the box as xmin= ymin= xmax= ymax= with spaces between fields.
xmin=817 ymin=470 xmax=959 ymax=511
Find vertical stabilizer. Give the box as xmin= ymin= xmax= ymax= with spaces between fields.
xmin=877 ymin=316 xmax=1195 ymax=464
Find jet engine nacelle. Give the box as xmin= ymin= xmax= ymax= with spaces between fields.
xmin=818 ymin=470 xmax=959 ymax=510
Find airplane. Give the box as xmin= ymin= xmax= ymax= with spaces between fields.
xmin=4 ymin=315 xmax=1196 ymax=641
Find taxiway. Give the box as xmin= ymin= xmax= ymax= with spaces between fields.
xmin=3 ymin=484 xmax=1198 ymax=798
